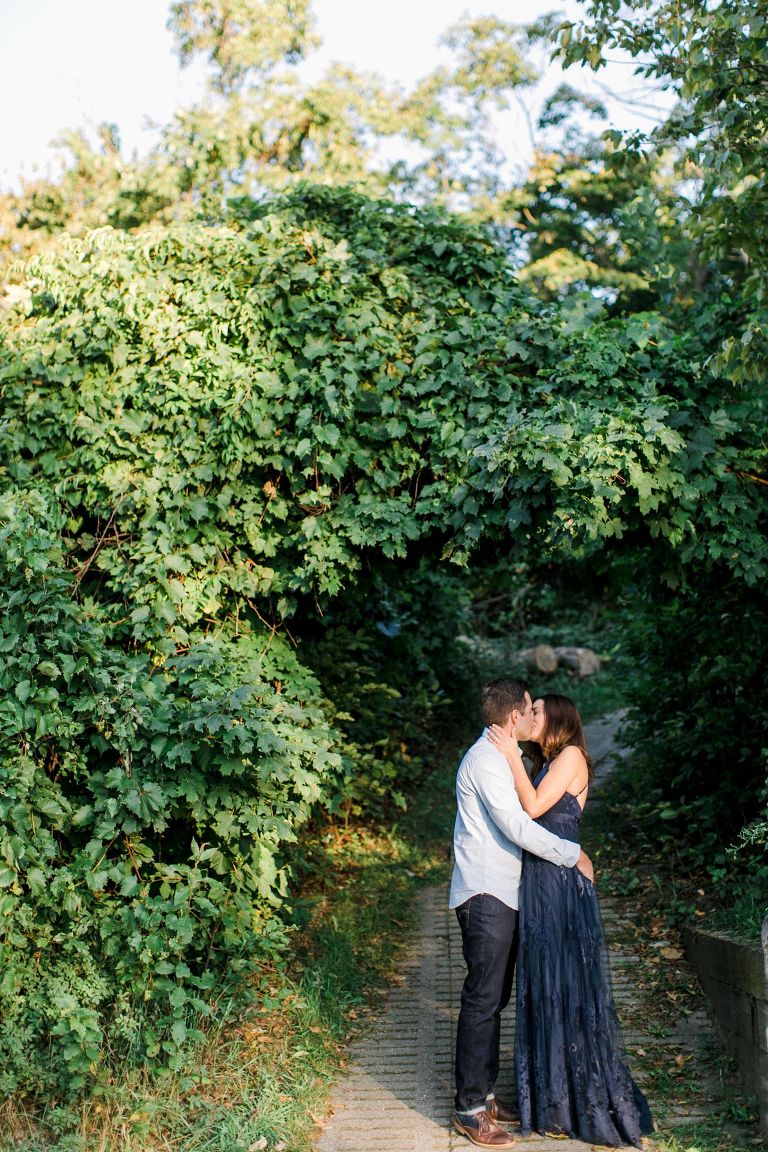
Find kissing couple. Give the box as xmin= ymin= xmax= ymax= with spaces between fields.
xmin=450 ymin=679 xmax=653 ymax=1148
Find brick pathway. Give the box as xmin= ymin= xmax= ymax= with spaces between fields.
xmin=314 ymin=715 xmax=722 ymax=1152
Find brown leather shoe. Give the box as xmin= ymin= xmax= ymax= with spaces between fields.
xmin=486 ymin=1097 xmax=519 ymax=1124
xmin=453 ymin=1109 xmax=517 ymax=1148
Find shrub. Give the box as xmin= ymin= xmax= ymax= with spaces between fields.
xmin=0 ymin=489 xmax=342 ymax=1092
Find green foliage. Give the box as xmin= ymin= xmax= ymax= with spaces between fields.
xmin=0 ymin=187 xmax=564 ymax=644
xmin=459 ymin=311 xmax=767 ymax=583
xmin=0 ymin=128 xmax=187 ymax=282
xmin=1 ymin=0 xmax=767 ymax=1124
xmin=0 ymin=189 xmax=557 ymax=1094
xmin=0 ymin=3 xmax=554 ymax=278
xmin=620 ymin=574 xmax=768 ymax=937
xmin=558 ymin=0 xmax=768 ymax=382
xmin=0 ymin=814 xmax=447 ymax=1151
xmin=0 ymin=488 xmax=345 ymax=1093
xmin=549 ymin=0 xmax=768 ymax=936
xmin=559 ymin=0 xmax=768 ymax=226
xmin=0 ymin=169 xmax=765 ymax=1103
xmin=301 ymin=560 xmax=472 ymax=820
xmin=502 ymin=138 xmax=693 ymax=313
xmin=5 ymin=185 xmax=762 ymax=619
xmin=169 ymin=0 xmax=320 ymax=90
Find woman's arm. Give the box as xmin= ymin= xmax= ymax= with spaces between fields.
xmin=487 ymin=726 xmax=587 ymax=817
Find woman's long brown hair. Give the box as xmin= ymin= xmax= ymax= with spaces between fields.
xmin=525 ymin=694 xmax=594 ymax=780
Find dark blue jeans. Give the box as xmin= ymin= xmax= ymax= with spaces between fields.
xmin=454 ymin=893 xmax=519 ymax=1113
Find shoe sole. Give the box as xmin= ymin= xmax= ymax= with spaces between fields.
xmin=453 ymin=1117 xmax=517 ymax=1148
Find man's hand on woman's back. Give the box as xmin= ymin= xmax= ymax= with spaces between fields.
xmin=576 ymin=850 xmax=594 ymax=883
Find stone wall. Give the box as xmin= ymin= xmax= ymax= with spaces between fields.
xmin=683 ymin=922 xmax=768 ymax=1133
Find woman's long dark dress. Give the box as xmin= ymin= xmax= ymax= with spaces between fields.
xmin=515 ymin=763 xmax=654 ymax=1147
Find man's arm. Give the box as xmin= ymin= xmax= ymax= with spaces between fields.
xmin=473 ymin=754 xmax=587 ymax=871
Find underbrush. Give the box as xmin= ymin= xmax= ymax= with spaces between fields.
xmin=0 ymin=819 xmax=450 ymax=1152
xmin=594 ymin=752 xmax=768 ymax=943
xmin=582 ymin=764 xmax=766 ymax=1152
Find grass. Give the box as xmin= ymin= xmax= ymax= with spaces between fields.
xmin=706 ymin=884 xmax=768 ymax=942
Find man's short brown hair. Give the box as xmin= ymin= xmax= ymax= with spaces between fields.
xmin=480 ymin=679 xmax=530 ymax=727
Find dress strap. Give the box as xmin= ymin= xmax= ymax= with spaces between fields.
xmin=574 ymin=781 xmax=589 ymax=798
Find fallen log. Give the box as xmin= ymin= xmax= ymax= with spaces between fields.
xmin=514 ymin=644 xmax=558 ymax=674
xmin=552 ymin=646 xmax=601 ymax=677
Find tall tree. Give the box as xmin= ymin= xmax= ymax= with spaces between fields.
xmin=163 ymin=3 xmax=540 ymax=207
xmin=169 ymin=0 xmax=320 ymax=90
xmin=0 ymin=3 xmax=546 ymax=278
xmin=0 ymin=127 xmax=184 ymax=281
xmin=558 ymin=0 xmax=768 ymax=377
xmin=494 ymin=87 xmax=692 ymax=314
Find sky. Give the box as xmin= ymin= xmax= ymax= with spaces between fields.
xmin=0 ymin=0 xmax=672 ymax=192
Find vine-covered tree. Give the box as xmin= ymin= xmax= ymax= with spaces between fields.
xmin=1 ymin=183 xmax=765 ymax=1092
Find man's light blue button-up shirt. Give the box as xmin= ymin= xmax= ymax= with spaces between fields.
xmin=449 ymin=730 xmax=581 ymax=911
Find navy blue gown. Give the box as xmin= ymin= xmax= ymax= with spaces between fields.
xmin=515 ymin=763 xmax=654 ymax=1147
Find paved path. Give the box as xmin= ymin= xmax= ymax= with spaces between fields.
xmin=314 ymin=715 xmax=718 ymax=1152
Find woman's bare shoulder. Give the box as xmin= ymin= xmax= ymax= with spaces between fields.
xmin=550 ymin=744 xmax=587 ymax=770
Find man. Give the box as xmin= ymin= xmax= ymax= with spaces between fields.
xmin=451 ymin=679 xmax=594 ymax=1149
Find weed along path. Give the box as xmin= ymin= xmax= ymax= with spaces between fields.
xmin=314 ymin=715 xmax=751 ymax=1152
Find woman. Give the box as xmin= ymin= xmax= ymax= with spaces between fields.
xmin=488 ymin=694 xmax=653 ymax=1147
